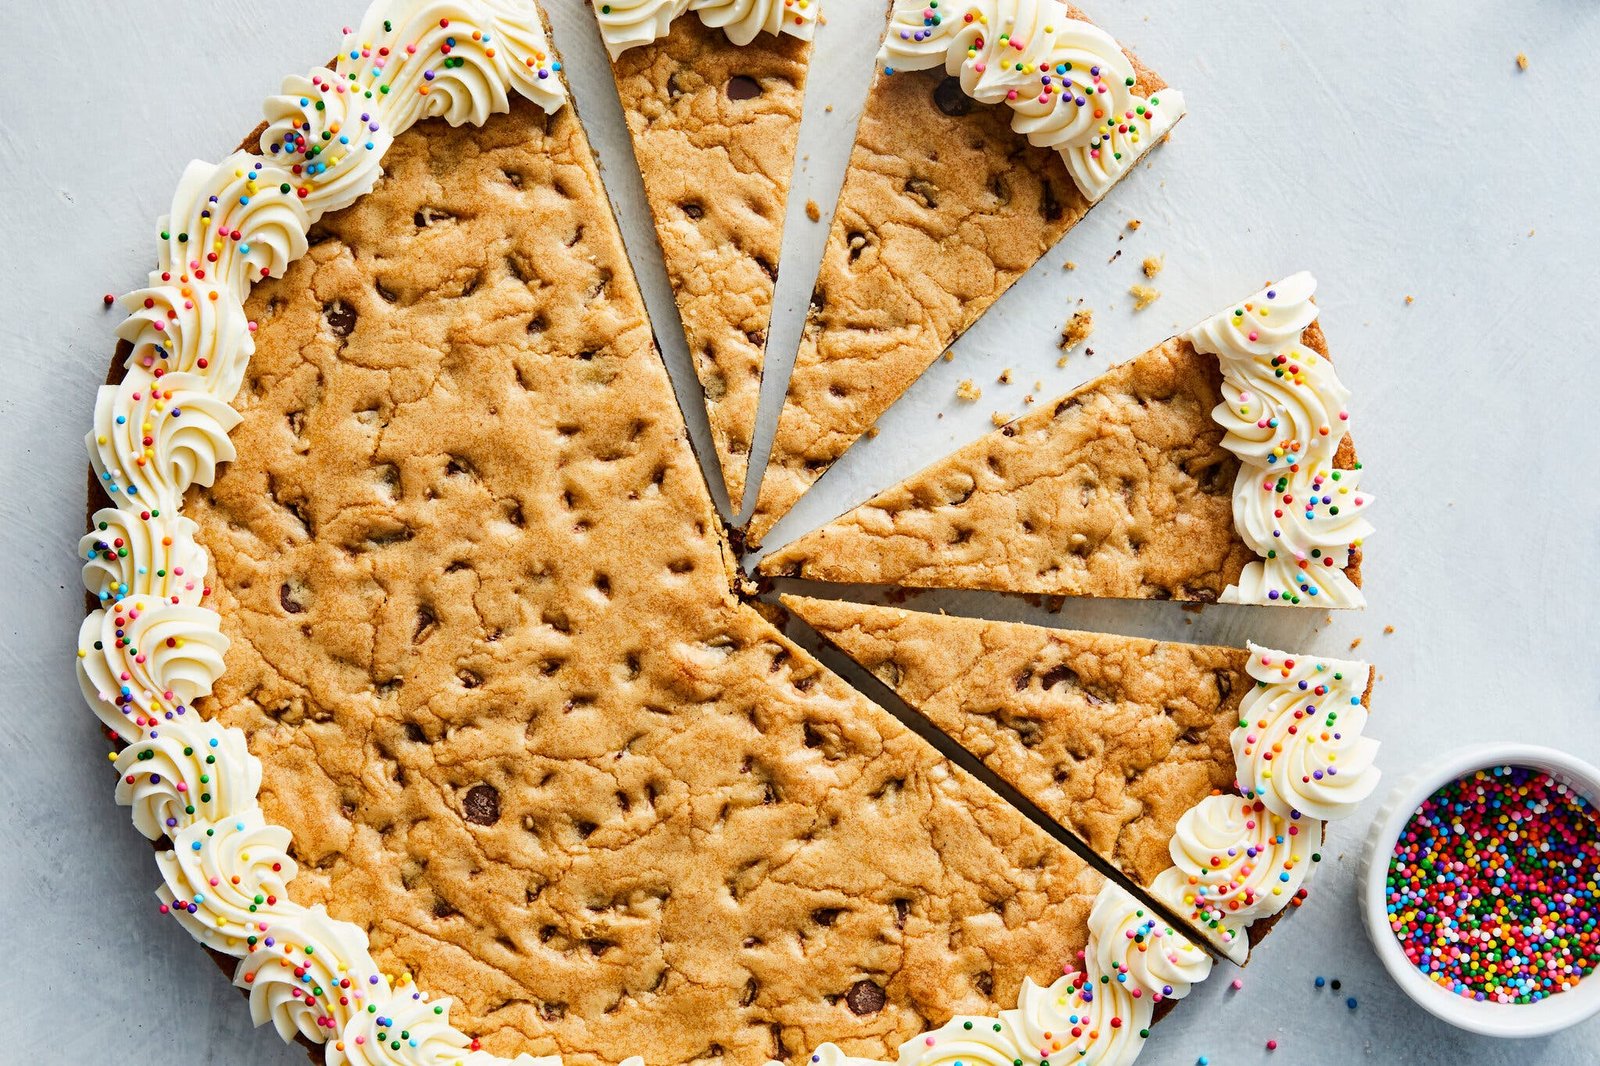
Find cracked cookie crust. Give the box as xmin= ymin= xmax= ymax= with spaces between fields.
xmin=760 ymin=323 xmax=1362 ymax=602
xmin=784 ymin=595 xmax=1248 ymax=888
xmin=747 ymin=5 xmax=1174 ymax=544
xmin=183 ymin=96 xmax=1116 ymax=1066
xmin=607 ymin=16 xmax=812 ymax=509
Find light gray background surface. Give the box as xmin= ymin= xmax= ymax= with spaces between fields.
xmin=3 ymin=1 xmax=1598 ymax=1063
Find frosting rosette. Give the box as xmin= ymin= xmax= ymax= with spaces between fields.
xmin=337 ymin=993 xmax=476 ymax=1066
xmin=1184 ymin=272 xmax=1374 ymax=607
xmin=263 ymin=68 xmax=395 ymax=220
xmin=1154 ymin=794 xmax=1322 ymax=964
xmin=157 ymin=809 xmax=298 ymax=952
xmin=158 ymin=156 xmax=311 ymax=298
xmin=237 ymin=907 xmax=383 ymax=1044
xmin=879 ymin=0 xmax=1184 ymax=201
xmin=596 ymin=0 xmax=820 ymax=58
xmin=340 ymin=0 xmax=568 ymax=128
xmin=89 ymin=370 xmax=241 ymax=513
xmin=1235 ymin=643 xmax=1380 ymax=821
xmin=113 ymin=716 xmax=263 ymax=837
xmin=116 ymin=279 xmax=252 ymax=395
xmin=1089 ymin=883 xmax=1212 ymax=1000
xmin=78 ymin=599 xmax=229 ymax=739
xmin=81 ymin=510 xmax=207 ymax=609
xmin=1008 ymin=969 xmax=1150 ymax=1066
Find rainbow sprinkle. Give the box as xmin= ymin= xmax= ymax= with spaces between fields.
xmin=1386 ymin=765 xmax=1600 ymax=1003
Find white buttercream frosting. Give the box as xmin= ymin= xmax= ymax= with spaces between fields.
xmin=1089 ymin=883 xmax=1213 ymax=1000
xmin=878 ymin=1 xmax=1184 ymax=202
xmin=804 ymin=878 xmax=1199 ymax=1066
xmin=78 ymin=4 xmax=574 ymax=1065
xmin=596 ymin=0 xmax=820 ymax=59
xmin=1151 ymin=795 xmax=1322 ymax=965
xmin=1184 ymin=272 xmax=1374 ymax=607
xmin=1235 ymin=643 xmax=1380 ymax=821
xmin=78 ymin=3 xmax=1261 ymax=1064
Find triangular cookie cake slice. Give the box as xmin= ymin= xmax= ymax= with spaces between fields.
xmin=784 ymin=595 xmax=1382 ymax=963
xmin=597 ymin=1 xmax=821 ymax=506
xmin=763 ymin=272 xmax=1374 ymax=607
xmin=747 ymin=0 xmax=1184 ymax=542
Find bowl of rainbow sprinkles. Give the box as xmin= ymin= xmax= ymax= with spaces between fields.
xmin=1362 ymin=743 xmax=1600 ymax=1037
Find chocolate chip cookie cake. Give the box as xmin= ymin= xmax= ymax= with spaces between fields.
xmin=76 ymin=2 xmax=1379 ymax=1065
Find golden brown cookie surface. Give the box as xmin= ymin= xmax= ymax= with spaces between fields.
xmin=784 ymin=596 xmax=1248 ymax=886
xmin=610 ymin=18 xmax=811 ymax=508
xmin=185 ymin=100 xmax=1108 ymax=1066
xmin=747 ymin=5 xmax=1173 ymax=543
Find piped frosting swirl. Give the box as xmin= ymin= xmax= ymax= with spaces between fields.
xmin=878 ymin=1 xmax=1184 ymax=201
xmin=596 ymin=0 xmax=821 ymax=59
xmin=1235 ymin=643 xmax=1380 ymax=821
xmin=1184 ymin=272 xmax=1374 ymax=606
xmin=78 ymin=4 xmax=571 ymax=1064
xmin=1153 ymin=794 xmax=1321 ymax=965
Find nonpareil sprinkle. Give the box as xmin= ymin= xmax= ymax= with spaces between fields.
xmin=1385 ymin=765 xmax=1600 ymax=1003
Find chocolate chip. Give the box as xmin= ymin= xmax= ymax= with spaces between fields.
xmin=845 ymin=979 xmax=886 ymax=1015
xmin=1040 ymin=178 xmax=1064 ymax=222
xmin=933 ymin=76 xmax=972 ymax=116
xmin=682 ymin=202 xmax=705 ymax=220
xmin=727 ymin=75 xmax=762 ymax=101
xmin=1040 ymin=664 xmax=1079 ymax=690
xmin=324 ymin=301 xmax=357 ymax=338
xmin=463 ymin=784 xmax=500 ymax=825
xmin=279 ymin=582 xmax=305 ymax=614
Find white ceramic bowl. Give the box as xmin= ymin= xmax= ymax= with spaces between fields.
xmin=1360 ymin=743 xmax=1600 ymax=1038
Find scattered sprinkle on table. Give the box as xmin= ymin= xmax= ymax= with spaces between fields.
xmin=1386 ymin=764 xmax=1600 ymax=1003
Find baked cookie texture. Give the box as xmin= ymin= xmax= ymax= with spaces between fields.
xmin=185 ymin=98 xmax=1111 ymax=1066
xmin=761 ymin=325 xmax=1363 ymax=600
xmin=609 ymin=17 xmax=811 ymax=508
xmin=787 ymin=596 xmax=1379 ymax=962
xmin=783 ymin=596 xmax=1245 ymax=888
xmin=746 ymin=10 xmax=1170 ymax=544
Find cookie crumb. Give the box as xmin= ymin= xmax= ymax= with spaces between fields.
xmin=1383 ymin=625 xmax=1395 ymax=635
xmin=1516 ymin=52 xmax=1529 ymax=71
xmin=990 ymin=411 xmax=1013 ymax=427
xmin=1130 ymin=284 xmax=1161 ymax=311
xmin=1349 ymin=637 xmax=1364 ymax=650
xmin=805 ymin=199 xmax=820 ymax=223
xmin=1142 ymin=254 xmax=1165 ymax=279
xmin=1127 ymin=218 xmax=1142 ymax=231
xmin=1404 ymin=294 xmax=1415 ymax=305
xmin=943 ymin=349 xmax=955 ymax=362
xmin=864 ymin=425 xmax=879 ymax=439
xmin=997 ymin=368 xmax=1012 ymax=384
xmin=1059 ymin=308 xmax=1095 ymax=353
xmin=956 ymin=379 xmax=982 ymax=402
xmin=1062 ymin=260 xmax=1077 ymax=271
